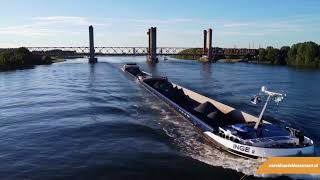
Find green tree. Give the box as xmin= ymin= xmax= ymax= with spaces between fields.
xmin=0 ymin=47 xmax=53 ymax=71
xmin=265 ymin=46 xmax=280 ymax=64
xmin=288 ymin=43 xmax=299 ymax=65
xmin=301 ymin=42 xmax=318 ymax=65
xmin=278 ymin=46 xmax=290 ymax=65
xmin=288 ymin=42 xmax=319 ymax=67
xmin=258 ymin=48 xmax=266 ymax=62
xmin=42 ymin=55 xmax=53 ymax=64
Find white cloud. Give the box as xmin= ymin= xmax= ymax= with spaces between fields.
xmin=223 ymin=22 xmax=255 ymax=28
xmin=0 ymin=24 xmax=63 ymax=36
xmin=32 ymin=16 xmax=88 ymax=25
xmin=0 ymin=16 xmax=110 ymax=37
xmin=33 ymin=16 xmax=86 ymax=22
xmin=220 ymin=31 xmax=265 ymax=37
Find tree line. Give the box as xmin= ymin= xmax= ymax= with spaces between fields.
xmin=0 ymin=47 xmax=53 ymax=71
xmin=256 ymin=41 xmax=320 ymax=67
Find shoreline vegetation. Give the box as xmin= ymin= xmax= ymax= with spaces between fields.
xmin=0 ymin=47 xmax=63 ymax=71
xmin=173 ymin=41 xmax=320 ymax=68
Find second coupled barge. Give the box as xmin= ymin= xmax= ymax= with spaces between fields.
xmin=122 ymin=63 xmax=314 ymax=158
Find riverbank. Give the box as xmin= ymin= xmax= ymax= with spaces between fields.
xmin=218 ymin=58 xmax=243 ymax=63
xmin=173 ymin=41 xmax=320 ymax=68
xmin=0 ymin=47 xmax=55 ymax=71
xmin=51 ymin=57 xmax=66 ymax=63
xmin=219 ymin=59 xmax=272 ymax=64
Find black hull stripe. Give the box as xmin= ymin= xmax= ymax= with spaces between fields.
xmin=226 ymin=148 xmax=259 ymax=159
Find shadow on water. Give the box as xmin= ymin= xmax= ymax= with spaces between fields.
xmin=201 ymin=62 xmax=213 ymax=78
xmin=89 ymin=63 xmax=96 ymax=83
xmin=146 ymin=61 xmax=160 ymax=75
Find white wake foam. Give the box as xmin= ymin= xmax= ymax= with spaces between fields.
xmin=143 ymin=95 xmax=320 ymax=179
xmin=142 ymin=96 xmax=267 ymax=176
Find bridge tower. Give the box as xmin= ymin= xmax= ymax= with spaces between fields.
xmin=203 ymin=30 xmax=207 ymax=55
xmin=207 ymin=28 xmax=213 ymax=60
xmin=200 ymin=28 xmax=213 ymax=62
xmin=88 ymin=25 xmax=97 ymax=63
xmin=147 ymin=27 xmax=158 ymax=63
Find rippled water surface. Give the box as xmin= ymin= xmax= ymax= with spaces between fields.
xmin=0 ymin=57 xmax=320 ymax=179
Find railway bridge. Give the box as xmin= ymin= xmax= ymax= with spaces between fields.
xmin=27 ymin=25 xmax=258 ymax=63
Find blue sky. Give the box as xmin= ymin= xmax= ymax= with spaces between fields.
xmin=0 ymin=0 xmax=319 ymax=48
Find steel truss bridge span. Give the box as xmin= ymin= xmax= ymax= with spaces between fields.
xmin=26 ymin=47 xmax=258 ymax=57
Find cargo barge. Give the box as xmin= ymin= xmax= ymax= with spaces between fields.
xmin=122 ymin=63 xmax=314 ymax=158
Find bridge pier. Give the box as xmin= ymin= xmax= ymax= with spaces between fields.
xmin=148 ymin=28 xmax=151 ymax=55
xmin=208 ymin=28 xmax=213 ymax=60
xmin=200 ymin=28 xmax=214 ymax=62
xmin=147 ymin=27 xmax=158 ymax=63
xmin=203 ymin=30 xmax=207 ymax=55
xmin=88 ymin=25 xmax=97 ymax=63
xmin=132 ymin=47 xmax=136 ymax=56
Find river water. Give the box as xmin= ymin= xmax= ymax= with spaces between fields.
xmin=0 ymin=57 xmax=319 ymax=179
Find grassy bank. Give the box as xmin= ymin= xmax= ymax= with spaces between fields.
xmin=51 ymin=57 xmax=66 ymax=63
xmin=219 ymin=59 xmax=243 ymax=63
xmin=171 ymin=48 xmax=225 ymax=61
xmin=171 ymin=48 xmax=202 ymax=60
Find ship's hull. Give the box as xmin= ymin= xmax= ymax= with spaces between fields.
xmin=204 ymin=131 xmax=314 ymax=158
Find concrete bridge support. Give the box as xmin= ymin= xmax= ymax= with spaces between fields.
xmin=88 ymin=25 xmax=97 ymax=63
xmin=203 ymin=30 xmax=207 ymax=55
xmin=148 ymin=28 xmax=151 ymax=55
xmin=200 ymin=28 xmax=213 ymax=62
xmin=207 ymin=28 xmax=213 ymax=60
xmin=132 ymin=47 xmax=136 ymax=56
xmin=147 ymin=27 xmax=158 ymax=63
